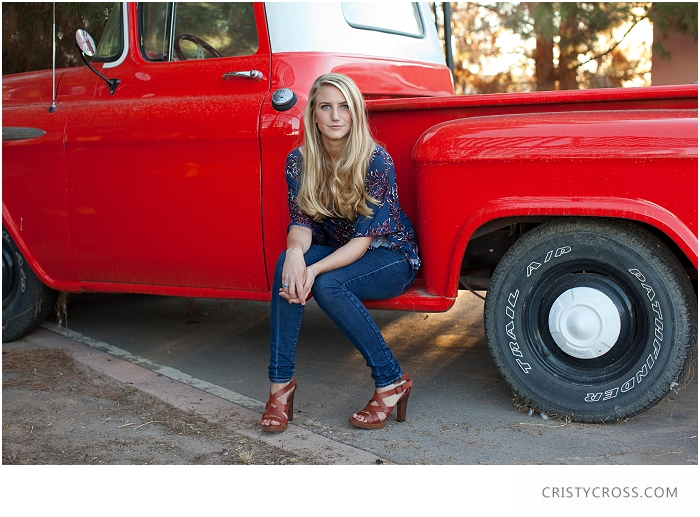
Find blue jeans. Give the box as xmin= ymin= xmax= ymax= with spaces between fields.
xmin=269 ymin=245 xmax=416 ymax=388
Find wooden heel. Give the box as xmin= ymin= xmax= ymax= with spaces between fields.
xmin=288 ymin=391 xmax=295 ymax=421
xmin=396 ymin=391 xmax=410 ymax=422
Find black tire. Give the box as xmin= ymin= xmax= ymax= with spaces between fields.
xmin=2 ymin=227 xmax=57 ymax=342
xmin=484 ymin=218 xmax=697 ymax=423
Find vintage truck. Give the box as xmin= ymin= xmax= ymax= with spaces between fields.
xmin=3 ymin=2 xmax=697 ymax=423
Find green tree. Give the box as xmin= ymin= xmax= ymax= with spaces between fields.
xmin=498 ymin=2 xmax=649 ymax=90
xmin=447 ymin=3 xmax=531 ymax=94
xmin=648 ymin=1 xmax=698 ymax=58
xmin=447 ymin=2 xmax=662 ymax=93
xmin=2 ymin=2 xmax=113 ymax=75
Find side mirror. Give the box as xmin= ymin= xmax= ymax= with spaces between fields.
xmin=75 ymin=29 xmax=96 ymax=57
xmin=75 ymin=29 xmax=120 ymax=95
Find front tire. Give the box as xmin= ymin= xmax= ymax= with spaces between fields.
xmin=2 ymin=228 xmax=57 ymax=342
xmin=484 ymin=218 xmax=697 ymax=423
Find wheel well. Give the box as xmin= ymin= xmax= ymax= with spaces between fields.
xmin=635 ymin=221 xmax=698 ymax=294
xmin=459 ymin=217 xmax=698 ymax=294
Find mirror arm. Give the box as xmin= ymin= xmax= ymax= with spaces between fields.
xmin=80 ymin=53 xmax=120 ymax=95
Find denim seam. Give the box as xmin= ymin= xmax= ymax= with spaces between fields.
xmin=269 ymin=301 xmax=304 ymax=384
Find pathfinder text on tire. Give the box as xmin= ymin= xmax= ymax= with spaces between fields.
xmin=484 ymin=219 xmax=697 ymax=423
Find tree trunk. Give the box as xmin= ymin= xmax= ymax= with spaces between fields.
xmin=557 ymin=3 xmax=581 ymax=90
xmin=526 ymin=2 xmax=556 ymax=91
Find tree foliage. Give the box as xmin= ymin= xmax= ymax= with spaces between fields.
xmin=648 ymin=1 xmax=698 ymax=39
xmin=449 ymin=2 xmax=650 ymax=93
xmin=2 ymin=2 xmax=113 ymax=76
xmin=648 ymin=2 xmax=698 ymax=59
xmin=444 ymin=2 xmax=696 ymax=94
xmin=527 ymin=2 xmax=646 ymax=90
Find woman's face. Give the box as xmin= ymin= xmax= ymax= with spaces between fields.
xmin=313 ymin=85 xmax=352 ymax=149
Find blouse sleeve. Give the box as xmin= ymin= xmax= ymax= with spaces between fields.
xmin=285 ymin=150 xmax=314 ymax=231
xmin=352 ymin=147 xmax=401 ymax=239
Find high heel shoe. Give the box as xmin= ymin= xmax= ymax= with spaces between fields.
xmin=349 ymin=373 xmax=412 ymax=430
xmin=261 ymin=378 xmax=297 ymax=433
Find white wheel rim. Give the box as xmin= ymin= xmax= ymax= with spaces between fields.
xmin=548 ymin=287 xmax=621 ymax=359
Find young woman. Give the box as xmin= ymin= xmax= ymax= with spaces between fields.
xmin=261 ymin=73 xmax=420 ymax=432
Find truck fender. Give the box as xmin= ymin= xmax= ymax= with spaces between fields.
xmin=1 ymin=207 xmax=55 ymax=287
xmin=2 ymin=208 xmax=59 ymax=342
xmin=452 ymin=199 xmax=697 ymax=293
xmin=412 ymin=110 xmax=698 ymax=299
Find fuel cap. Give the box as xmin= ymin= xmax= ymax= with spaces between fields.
xmin=272 ymin=88 xmax=298 ymax=111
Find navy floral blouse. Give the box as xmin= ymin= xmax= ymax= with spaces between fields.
xmin=285 ymin=145 xmax=420 ymax=272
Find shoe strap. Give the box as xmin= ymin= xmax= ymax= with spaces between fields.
xmin=367 ymin=378 xmax=413 ymax=411
xmin=392 ymin=379 xmax=412 ymax=395
xmin=270 ymin=378 xmax=297 ymax=401
xmin=352 ymin=375 xmax=412 ymax=425
xmin=264 ymin=378 xmax=296 ymax=421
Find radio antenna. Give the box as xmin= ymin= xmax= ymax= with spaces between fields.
xmin=49 ymin=1 xmax=58 ymax=113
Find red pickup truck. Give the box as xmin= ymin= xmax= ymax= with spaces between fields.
xmin=3 ymin=2 xmax=697 ymax=423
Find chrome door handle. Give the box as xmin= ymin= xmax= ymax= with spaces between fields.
xmin=223 ymin=70 xmax=264 ymax=81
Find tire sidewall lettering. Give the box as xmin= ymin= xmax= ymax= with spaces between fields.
xmin=502 ymin=245 xmax=668 ymax=398
xmin=503 ymin=245 xmax=573 ymax=374
xmin=484 ymin=220 xmax=694 ymax=422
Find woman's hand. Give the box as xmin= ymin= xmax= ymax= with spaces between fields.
xmin=279 ymin=226 xmax=313 ymax=305
xmin=280 ymin=248 xmax=310 ymax=305
xmin=279 ymin=231 xmax=372 ymax=305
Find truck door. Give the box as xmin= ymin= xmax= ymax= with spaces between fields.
xmin=66 ymin=2 xmax=270 ymax=292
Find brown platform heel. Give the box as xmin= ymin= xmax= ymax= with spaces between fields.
xmin=349 ymin=373 xmax=412 ymax=430
xmin=261 ymin=378 xmax=297 ymax=433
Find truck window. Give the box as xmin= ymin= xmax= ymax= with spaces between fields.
xmin=341 ymin=2 xmax=424 ymax=38
xmin=93 ymin=2 xmax=123 ymax=61
xmin=139 ymin=2 xmax=258 ymax=62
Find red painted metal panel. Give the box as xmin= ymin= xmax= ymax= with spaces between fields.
xmin=2 ymin=0 xmax=696 ymax=312
xmin=63 ymin=4 xmax=271 ymax=291
xmin=411 ymin=110 xmax=698 ymax=298
xmin=2 ymin=66 xmax=99 ymax=290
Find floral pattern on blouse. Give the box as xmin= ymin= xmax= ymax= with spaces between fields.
xmin=285 ymin=145 xmax=420 ymax=271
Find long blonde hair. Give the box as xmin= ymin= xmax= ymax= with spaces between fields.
xmin=297 ymin=73 xmax=378 ymax=222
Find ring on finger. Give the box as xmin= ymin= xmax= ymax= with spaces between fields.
xmin=283 ymin=283 xmax=289 ymax=288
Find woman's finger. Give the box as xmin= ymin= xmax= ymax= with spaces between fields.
xmin=279 ymin=289 xmax=299 ymax=303
xmin=297 ymin=268 xmax=317 ymax=304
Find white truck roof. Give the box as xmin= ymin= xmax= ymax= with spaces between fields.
xmin=265 ymin=2 xmax=446 ymax=65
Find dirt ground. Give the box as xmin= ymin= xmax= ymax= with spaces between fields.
xmin=2 ymin=347 xmax=320 ymax=465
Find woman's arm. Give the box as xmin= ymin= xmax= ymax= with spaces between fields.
xmin=280 ymin=233 xmax=372 ymax=305
xmin=307 ymin=236 xmax=372 ymax=279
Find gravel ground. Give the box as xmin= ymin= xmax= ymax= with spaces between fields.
xmin=2 ymin=347 xmax=321 ymax=465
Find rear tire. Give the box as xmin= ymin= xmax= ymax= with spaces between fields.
xmin=484 ymin=218 xmax=697 ymax=422
xmin=2 ymin=228 xmax=57 ymax=342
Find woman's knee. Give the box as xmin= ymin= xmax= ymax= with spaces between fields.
xmin=311 ymin=272 xmax=344 ymax=301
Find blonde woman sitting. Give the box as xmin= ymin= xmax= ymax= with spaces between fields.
xmin=262 ymin=73 xmax=419 ymax=432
